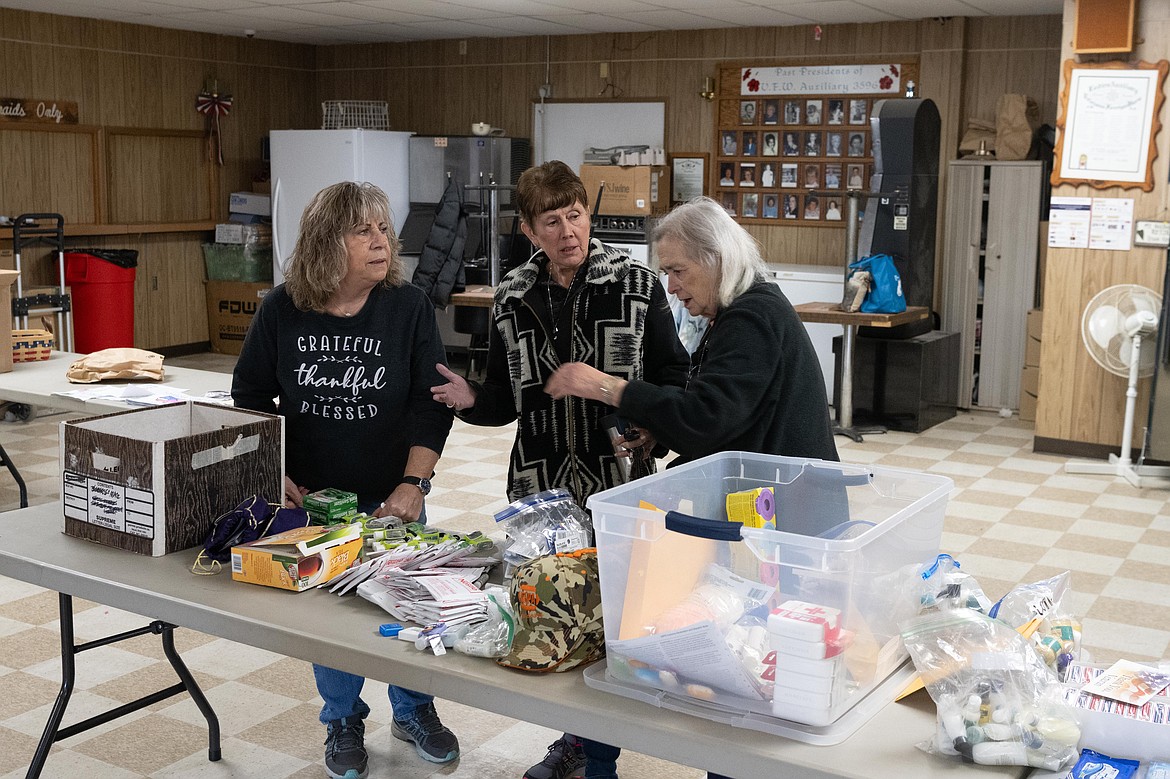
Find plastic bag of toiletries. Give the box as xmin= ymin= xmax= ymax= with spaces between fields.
xmin=912 ymin=553 xmax=993 ymax=616
xmin=454 ymin=586 xmax=516 ymax=658
xmin=493 ymin=489 xmax=592 ymax=567
xmin=988 ymin=570 xmax=1071 ymax=630
xmin=900 ymin=608 xmax=1081 ymax=770
xmin=987 ymin=571 xmax=1083 ymax=677
xmin=646 ymin=563 xmax=773 ymax=635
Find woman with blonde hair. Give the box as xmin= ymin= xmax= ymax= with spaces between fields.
xmin=233 ymin=181 xmax=460 ymax=779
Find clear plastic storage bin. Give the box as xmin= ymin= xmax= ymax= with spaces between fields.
xmin=585 ymin=452 xmax=952 ymax=741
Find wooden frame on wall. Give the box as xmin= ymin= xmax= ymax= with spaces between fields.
xmin=668 ymin=152 xmax=708 ymax=205
xmin=1052 ymin=58 xmax=1168 ymax=192
xmin=712 ymin=59 xmax=918 ymax=228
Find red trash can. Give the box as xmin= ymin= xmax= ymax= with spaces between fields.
xmin=64 ymin=250 xmax=138 ymax=353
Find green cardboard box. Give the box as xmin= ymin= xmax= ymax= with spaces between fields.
xmin=303 ymin=488 xmax=358 ymax=523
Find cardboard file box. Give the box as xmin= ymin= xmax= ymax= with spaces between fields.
xmin=578 ymin=165 xmax=670 ymax=215
xmin=585 ymin=451 xmax=951 ymax=738
xmin=60 ymin=402 xmax=283 ymax=556
xmin=232 ymin=524 xmax=363 ymax=592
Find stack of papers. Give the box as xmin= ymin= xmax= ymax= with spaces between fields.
xmin=357 ymin=569 xmax=490 ymax=626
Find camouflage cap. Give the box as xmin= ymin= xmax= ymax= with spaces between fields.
xmin=497 ymin=548 xmax=605 ymax=673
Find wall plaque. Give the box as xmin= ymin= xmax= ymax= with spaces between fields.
xmin=0 ymin=97 xmax=79 ymax=125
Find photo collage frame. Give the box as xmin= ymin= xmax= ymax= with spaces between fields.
xmin=710 ymin=60 xmax=918 ymax=228
xmin=720 ymin=96 xmax=871 ymax=224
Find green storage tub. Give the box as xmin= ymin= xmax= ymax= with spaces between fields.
xmin=202 ymin=243 xmax=274 ymax=283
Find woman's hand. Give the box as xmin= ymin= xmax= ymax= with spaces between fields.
xmin=546 ymin=362 xmax=625 ymax=404
xmin=431 ymin=363 xmax=477 ymax=412
xmin=616 ymin=425 xmax=656 ymax=462
xmin=375 ymin=483 xmax=423 ymax=523
xmin=283 ymin=476 xmax=309 ymax=508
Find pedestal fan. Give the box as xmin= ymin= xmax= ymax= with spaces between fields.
xmin=1065 ymin=284 xmax=1170 ymax=487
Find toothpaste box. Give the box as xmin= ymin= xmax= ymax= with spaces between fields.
xmin=231 ymin=523 xmax=362 ymax=592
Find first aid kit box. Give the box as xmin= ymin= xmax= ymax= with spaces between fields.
xmin=585 ymin=451 xmax=950 ymax=738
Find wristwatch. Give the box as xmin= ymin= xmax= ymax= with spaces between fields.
xmin=400 ymin=476 xmax=432 ymax=497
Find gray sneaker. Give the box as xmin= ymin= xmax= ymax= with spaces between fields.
xmin=524 ymin=734 xmax=585 ymax=779
xmin=391 ymin=702 xmax=459 ymax=763
xmin=324 ymin=717 xmax=368 ymax=779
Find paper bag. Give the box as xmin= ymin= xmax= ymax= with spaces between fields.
xmin=66 ymin=348 xmax=165 ymax=383
xmin=995 ymin=94 xmax=1040 ymax=161
xmin=958 ymin=118 xmax=996 ymax=157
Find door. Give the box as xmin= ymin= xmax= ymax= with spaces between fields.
xmin=981 ymin=163 xmax=1040 ymax=409
xmin=270 ymin=130 xmax=360 ymax=283
xmin=941 ymin=161 xmax=986 ymax=408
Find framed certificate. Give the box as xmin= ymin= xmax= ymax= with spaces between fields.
xmin=1052 ymin=58 xmax=1168 ymax=191
xmin=670 ymin=152 xmax=708 ymax=205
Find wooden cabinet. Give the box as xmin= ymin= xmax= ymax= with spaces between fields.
xmin=941 ymin=160 xmax=1042 ymax=410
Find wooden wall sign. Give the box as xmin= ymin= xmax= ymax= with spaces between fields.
xmin=0 ymin=97 xmax=79 ymax=125
xmin=713 ymin=60 xmax=917 ymax=227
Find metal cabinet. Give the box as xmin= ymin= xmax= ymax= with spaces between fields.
xmin=941 ymin=160 xmax=1042 ymax=410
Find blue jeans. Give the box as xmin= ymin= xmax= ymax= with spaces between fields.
xmin=581 ymin=739 xmax=731 ymax=779
xmin=314 ymin=500 xmax=430 ymax=725
xmin=314 ymin=663 xmax=432 ymax=723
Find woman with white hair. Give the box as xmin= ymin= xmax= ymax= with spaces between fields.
xmin=547 ymin=195 xmax=837 ymax=469
xmin=545 ymin=196 xmax=838 ymax=776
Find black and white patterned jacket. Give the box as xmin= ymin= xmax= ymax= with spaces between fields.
xmin=462 ymin=239 xmax=689 ymax=506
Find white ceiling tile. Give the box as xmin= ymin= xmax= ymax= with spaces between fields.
xmin=962 ymin=0 xmax=1061 ymax=13
xmin=283 ymin=1 xmax=432 ymax=23
xmin=526 ymin=0 xmax=662 ymax=13
xmin=441 ymin=0 xmax=577 ymax=14
xmin=854 ymin=0 xmax=985 ymax=19
xmin=165 ymin=8 xmax=320 ymax=30
xmin=149 ymin=0 xmax=268 ymax=12
xmin=0 ymin=0 xmax=1061 ymax=44
xmin=477 ymin=15 xmax=596 ymax=35
xmin=690 ymin=5 xmax=815 ymax=25
xmin=610 ymin=8 xmax=736 ymax=29
xmin=760 ymin=1 xmax=900 ymax=24
xmin=395 ymin=17 xmax=518 ymax=38
xmin=527 ymin=12 xmax=658 ymax=32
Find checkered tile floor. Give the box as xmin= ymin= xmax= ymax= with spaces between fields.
xmin=0 ymin=353 xmax=1166 ymax=778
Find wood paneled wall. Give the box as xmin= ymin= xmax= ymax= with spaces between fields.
xmin=315 ymin=17 xmax=1062 ymax=275
xmin=2 ymin=8 xmax=1061 ymax=348
xmin=0 ymin=8 xmax=316 ymax=349
xmin=1036 ymin=1 xmax=1170 ymax=452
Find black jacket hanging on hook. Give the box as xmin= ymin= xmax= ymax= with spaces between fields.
xmin=412 ymin=177 xmax=468 ymax=308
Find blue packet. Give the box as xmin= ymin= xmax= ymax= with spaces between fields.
xmin=1069 ymin=748 xmax=1139 ymax=779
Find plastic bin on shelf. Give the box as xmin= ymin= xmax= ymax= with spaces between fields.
xmin=584 ymin=451 xmax=952 ymax=743
xmin=64 ymin=250 xmax=137 ymax=353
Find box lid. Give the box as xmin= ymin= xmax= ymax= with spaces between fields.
xmin=242 ymin=522 xmax=362 ymax=556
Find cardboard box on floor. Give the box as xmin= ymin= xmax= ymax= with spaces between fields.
xmin=206 ymin=280 xmax=272 ymax=355
xmin=60 ymin=402 xmax=283 ymax=556
xmin=578 ymin=165 xmax=670 ymax=215
xmin=1020 ymin=364 xmax=1039 ymax=422
xmin=1020 ymin=308 xmax=1042 ymax=421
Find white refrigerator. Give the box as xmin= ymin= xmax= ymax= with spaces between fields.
xmin=269 ymin=129 xmax=412 ymax=284
xmin=768 ymin=263 xmax=845 ymax=402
